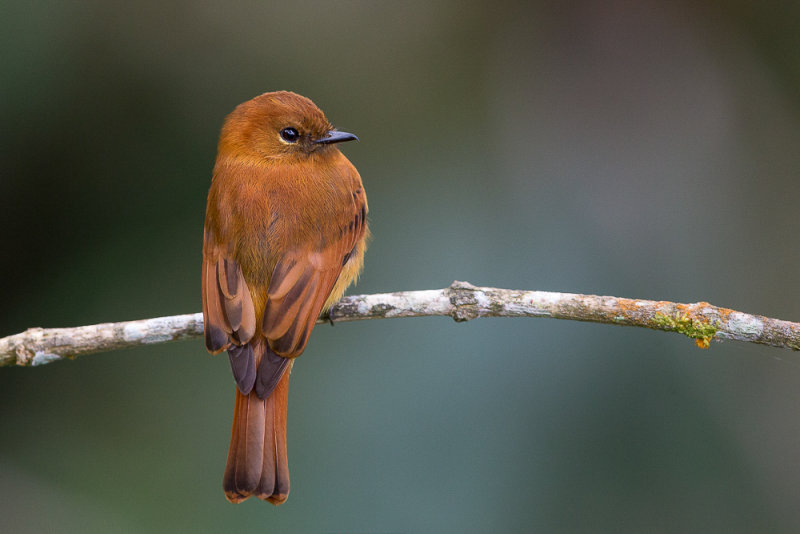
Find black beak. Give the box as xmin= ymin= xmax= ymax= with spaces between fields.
xmin=314 ymin=129 xmax=359 ymax=144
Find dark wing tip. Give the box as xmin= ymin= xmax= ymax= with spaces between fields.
xmin=206 ymin=325 xmax=231 ymax=353
xmin=227 ymin=344 xmax=256 ymax=395
xmin=254 ymin=347 xmax=291 ymax=399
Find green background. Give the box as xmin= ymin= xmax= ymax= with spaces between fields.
xmin=2 ymin=1 xmax=800 ymax=532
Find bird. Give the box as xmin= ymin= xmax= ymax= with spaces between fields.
xmin=201 ymin=91 xmax=368 ymax=504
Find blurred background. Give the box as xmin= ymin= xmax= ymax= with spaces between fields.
xmin=2 ymin=1 xmax=799 ymax=532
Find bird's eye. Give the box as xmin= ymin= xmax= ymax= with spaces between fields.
xmin=280 ymin=127 xmax=300 ymax=143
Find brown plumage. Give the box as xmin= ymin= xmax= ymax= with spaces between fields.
xmin=202 ymin=91 xmax=368 ymax=504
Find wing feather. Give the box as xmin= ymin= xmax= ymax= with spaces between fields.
xmin=218 ymin=259 xmax=243 ymax=331
xmin=237 ymin=271 xmax=256 ymax=343
xmin=203 ymin=255 xmax=231 ymax=352
xmin=203 ymin=228 xmax=259 ymax=390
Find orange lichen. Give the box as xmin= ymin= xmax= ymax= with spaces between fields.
xmin=695 ymin=337 xmax=711 ymax=349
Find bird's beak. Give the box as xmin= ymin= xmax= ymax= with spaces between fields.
xmin=314 ymin=129 xmax=359 ymax=144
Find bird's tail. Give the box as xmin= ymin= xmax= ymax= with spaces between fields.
xmin=223 ymin=352 xmax=293 ymax=504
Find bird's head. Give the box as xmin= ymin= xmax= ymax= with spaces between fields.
xmin=217 ymin=91 xmax=358 ymax=164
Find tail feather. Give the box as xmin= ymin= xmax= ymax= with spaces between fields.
xmin=223 ymin=353 xmax=292 ymax=504
xmin=258 ymin=363 xmax=290 ymax=503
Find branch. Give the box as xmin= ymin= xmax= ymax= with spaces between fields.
xmin=2 ymin=281 xmax=798 ymax=367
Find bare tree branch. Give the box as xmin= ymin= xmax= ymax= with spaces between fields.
xmin=2 ymin=281 xmax=798 ymax=367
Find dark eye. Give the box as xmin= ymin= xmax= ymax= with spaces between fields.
xmin=280 ymin=127 xmax=299 ymax=143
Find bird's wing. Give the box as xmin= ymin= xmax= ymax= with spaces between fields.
xmin=261 ymin=187 xmax=368 ymax=360
xmin=202 ymin=227 xmax=258 ymax=392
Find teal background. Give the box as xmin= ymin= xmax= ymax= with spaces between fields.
xmin=2 ymin=1 xmax=800 ymax=532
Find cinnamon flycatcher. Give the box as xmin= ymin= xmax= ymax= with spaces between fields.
xmin=202 ymin=91 xmax=368 ymax=504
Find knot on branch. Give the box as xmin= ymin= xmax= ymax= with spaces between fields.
xmin=448 ymin=280 xmax=481 ymax=322
xmin=14 ymin=343 xmax=35 ymax=366
xmin=7 ymin=328 xmax=44 ymax=366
